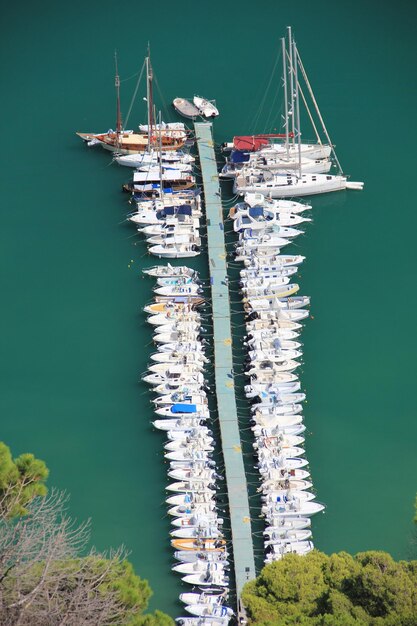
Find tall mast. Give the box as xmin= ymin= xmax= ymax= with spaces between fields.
xmin=287 ymin=26 xmax=295 ymax=146
xmin=293 ymin=39 xmax=302 ymax=177
xmin=296 ymin=47 xmax=343 ymax=174
xmin=158 ymin=109 xmax=164 ymax=201
xmin=281 ymin=37 xmax=289 ymax=158
xmin=146 ymin=45 xmax=155 ymax=151
xmin=114 ymin=51 xmax=122 ymax=135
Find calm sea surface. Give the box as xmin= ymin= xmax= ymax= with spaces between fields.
xmin=1 ymin=0 xmax=417 ymax=616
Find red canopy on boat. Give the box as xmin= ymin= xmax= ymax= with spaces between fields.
xmin=233 ymin=133 xmax=294 ymax=152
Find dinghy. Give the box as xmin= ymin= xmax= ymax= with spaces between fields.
xmin=173 ymin=98 xmax=201 ymax=119
xmin=193 ymin=96 xmax=219 ymax=118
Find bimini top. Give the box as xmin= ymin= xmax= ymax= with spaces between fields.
xmin=160 ymin=205 xmax=193 ymax=216
xmin=171 ymin=403 xmax=198 ymax=413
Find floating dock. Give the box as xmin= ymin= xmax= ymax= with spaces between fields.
xmin=195 ymin=122 xmax=256 ymax=602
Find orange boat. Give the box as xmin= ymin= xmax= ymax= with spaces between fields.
xmin=171 ymin=538 xmax=226 ymax=552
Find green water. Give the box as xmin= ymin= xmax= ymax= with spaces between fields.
xmin=1 ymin=0 xmax=417 ymax=616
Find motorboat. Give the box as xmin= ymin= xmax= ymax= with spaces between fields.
xmin=264 ymin=529 xmax=312 ymax=545
xmin=240 ymin=274 xmax=290 ymax=288
xmin=152 ymin=381 xmax=205 ymax=396
xmin=245 ymin=381 xmax=301 ymax=396
xmin=156 ymin=341 xmax=205 ymax=354
xmin=185 ymin=605 xmax=233 ymax=619
xmin=239 ymin=224 xmax=303 ymax=240
xmin=147 ymin=230 xmax=201 ymax=246
xmin=166 ymin=492 xmax=215 ymax=507
xmin=154 ymin=392 xmax=208 ymax=406
xmin=241 ymin=284 xmax=300 ymax=299
xmin=250 ymin=413 xmax=303 ymax=429
xmin=260 ymin=467 xmax=310 ymax=481
xmin=246 ymin=308 xmax=309 ymax=322
xmin=246 ymin=337 xmax=302 ymax=350
xmin=150 ymin=352 xmax=208 ymax=366
xmin=258 ymin=456 xmax=308 ymax=472
xmin=144 ymin=367 xmax=205 ymax=388
xmin=140 ymin=220 xmax=200 ymax=237
xmin=251 ymin=392 xmax=306 ymax=407
xmin=244 ymin=192 xmax=311 ymax=213
xmin=257 ymin=446 xmax=306 ymax=462
xmin=252 ymin=423 xmax=306 ymax=438
xmin=254 ymin=433 xmax=305 ymax=449
xmin=165 ymin=449 xmax=211 ymax=463
xmin=179 ymin=591 xmax=228 ymax=606
xmin=245 ymin=328 xmax=301 ymax=342
xmin=260 ymin=478 xmax=312 ymax=493
xmin=180 ymin=571 xmax=229 ymax=587
xmin=166 ymin=481 xmax=217 ymax=494
xmin=143 ymin=264 xmax=197 ymax=278
xmin=170 ymin=513 xmax=223 ymax=529
xmin=263 ymin=518 xmax=312 ymax=533
xmin=143 ymin=371 xmax=205 ymax=387
xmin=147 ymin=359 xmax=205 ymax=374
xmin=153 ymin=418 xmax=207 ymax=432
xmin=168 ymin=503 xmax=216 ymax=518
xmin=172 ymin=561 xmax=227 ymax=575
xmin=176 ymin=616 xmax=230 ymax=626
xmin=240 ymin=266 xmax=299 ymax=279
xmin=153 ymin=283 xmax=203 ymax=297
xmin=263 ymin=500 xmax=325 ymax=517
xmin=264 ymin=540 xmax=314 ymax=562
xmin=245 ymin=359 xmax=301 ymax=375
xmin=242 ymin=254 xmax=305 ymax=268
xmin=247 ymin=345 xmax=302 ymax=360
xmin=244 ymin=295 xmax=310 ymax=312
xmin=165 ymin=438 xmax=214 ymax=453
xmin=171 ymin=538 xmax=226 ymax=551
xmin=171 ymin=526 xmax=223 ymax=539
xmin=144 ymin=300 xmax=200 ymax=314
xmin=173 ymin=550 xmax=228 ymax=564
xmin=168 ymin=467 xmax=218 ymax=482
xmin=193 ymin=96 xmax=219 ymax=118
xmin=262 ymin=490 xmax=316 ymax=507
xmin=153 ymin=331 xmax=201 ymax=344
xmin=166 ymin=430 xmax=212 ymax=444
xmin=149 ymin=242 xmax=201 ymax=258
xmin=246 ymin=370 xmax=298 ymax=384
xmin=155 ymin=275 xmax=199 ymax=287
xmin=252 ymin=402 xmax=303 ymax=417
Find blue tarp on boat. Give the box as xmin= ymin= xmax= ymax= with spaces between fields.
xmin=248 ymin=206 xmax=264 ymax=217
xmin=160 ymin=205 xmax=192 ymax=216
xmin=171 ymin=403 xmax=197 ymax=413
xmin=230 ymin=151 xmax=251 ymax=164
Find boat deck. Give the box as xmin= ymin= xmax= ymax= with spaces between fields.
xmin=194 ymin=122 xmax=256 ymax=603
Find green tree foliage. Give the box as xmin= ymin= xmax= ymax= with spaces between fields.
xmin=242 ymin=550 xmax=417 ymax=625
xmin=0 ymin=443 xmax=174 ymax=626
xmin=0 ymin=442 xmax=48 ymax=517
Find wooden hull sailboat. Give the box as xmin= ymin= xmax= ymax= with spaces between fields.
xmin=76 ymin=52 xmax=187 ymax=154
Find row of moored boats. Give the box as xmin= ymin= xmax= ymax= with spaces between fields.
xmin=123 ymin=147 xmax=203 ymax=258
xmin=142 ymin=265 xmax=234 ymax=626
xmin=229 ymin=190 xmax=325 ymax=564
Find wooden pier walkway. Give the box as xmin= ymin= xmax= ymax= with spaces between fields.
xmin=194 ymin=122 xmax=256 ymax=602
